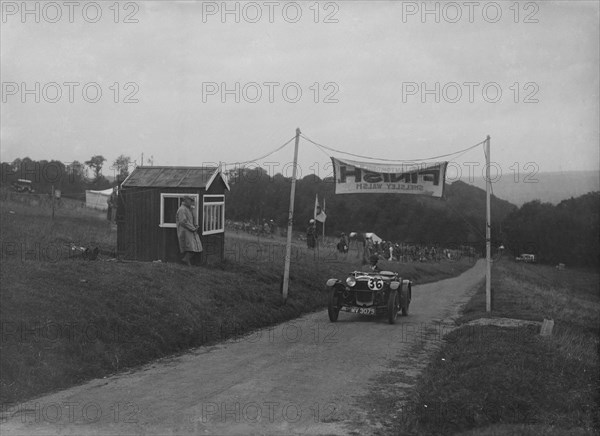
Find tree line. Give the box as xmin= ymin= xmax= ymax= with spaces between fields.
xmin=0 ymin=155 xmax=132 ymax=198
xmin=3 ymin=159 xmax=596 ymax=267
xmin=503 ymin=193 xmax=599 ymax=267
xmin=225 ymin=167 xmax=599 ymax=267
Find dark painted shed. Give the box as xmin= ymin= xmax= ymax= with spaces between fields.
xmin=116 ymin=166 xmax=230 ymax=264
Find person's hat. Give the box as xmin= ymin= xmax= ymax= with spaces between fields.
xmin=182 ymin=195 xmax=194 ymax=202
xmin=309 ymin=219 xmax=315 ymax=223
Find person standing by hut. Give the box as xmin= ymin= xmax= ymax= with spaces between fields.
xmin=106 ymin=189 xmax=114 ymax=221
xmin=176 ymin=196 xmax=203 ymax=266
xmin=108 ymin=187 xmax=118 ymax=223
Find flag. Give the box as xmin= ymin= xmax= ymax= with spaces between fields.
xmin=314 ymin=194 xmax=327 ymax=223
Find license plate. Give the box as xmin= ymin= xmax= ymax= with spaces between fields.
xmin=341 ymin=306 xmax=375 ymax=315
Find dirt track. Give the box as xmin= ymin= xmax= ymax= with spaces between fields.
xmin=1 ymin=260 xmax=485 ymax=436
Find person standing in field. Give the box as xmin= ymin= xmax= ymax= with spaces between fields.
xmin=176 ymin=196 xmax=203 ymax=266
xmin=362 ymin=235 xmax=373 ymax=265
xmin=337 ymin=232 xmax=349 ymax=254
xmin=106 ymin=190 xmax=114 ymax=221
xmin=306 ymin=219 xmax=317 ymax=249
xmin=108 ymin=187 xmax=118 ymax=223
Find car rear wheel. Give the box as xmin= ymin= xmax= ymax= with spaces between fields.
xmin=387 ymin=290 xmax=400 ymax=324
xmin=328 ymin=289 xmax=341 ymax=322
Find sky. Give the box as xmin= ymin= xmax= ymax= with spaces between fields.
xmin=1 ymin=1 xmax=599 ymax=182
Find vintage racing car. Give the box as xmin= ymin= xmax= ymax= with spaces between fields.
xmin=325 ymin=264 xmax=412 ymax=324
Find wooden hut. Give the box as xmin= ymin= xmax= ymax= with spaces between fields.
xmin=117 ymin=166 xmax=229 ymax=264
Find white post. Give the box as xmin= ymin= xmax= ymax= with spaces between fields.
xmin=282 ymin=128 xmax=301 ymax=302
xmin=51 ymin=184 xmax=55 ymax=221
xmin=485 ymin=135 xmax=492 ymax=312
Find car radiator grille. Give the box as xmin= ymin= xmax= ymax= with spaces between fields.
xmin=353 ymin=281 xmax=370 ymax=291
xmin=355 ymin=289 xmax=374 ymax=305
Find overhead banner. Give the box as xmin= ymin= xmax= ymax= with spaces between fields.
xmin=331 ymin=157 xmax=448 ymax=197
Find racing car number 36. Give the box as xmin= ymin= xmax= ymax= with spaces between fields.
xmin=367 ymin=278 xmax=383 ymax=290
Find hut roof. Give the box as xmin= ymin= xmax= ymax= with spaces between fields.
xmin=121 ymin=166 xmax=230 ymax=190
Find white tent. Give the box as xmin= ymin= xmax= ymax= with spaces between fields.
xmin=365 ymin=232 xmax=382 ymax=243
xmin=349 ymin=232 xmax=383 ymax=243
xmin=85 ymin=188 xmax=113 ymax=210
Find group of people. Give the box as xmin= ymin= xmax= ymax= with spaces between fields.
xmin=334 ymin=231 xmax=475 ymax=264
xmin=227 ymin=219 xmax=276 ymax=237
xmin=371 ymin=241 xmax=461 ymax=263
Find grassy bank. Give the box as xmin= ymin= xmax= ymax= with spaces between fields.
xmin=369 ymin=259 xmax=599 ymax=435
xmin=0 ymin=197 xmax=475 ymax=404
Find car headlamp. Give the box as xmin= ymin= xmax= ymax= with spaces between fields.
xmin=346 ymin=276 xmax=356 ymax=287
xmin=326 ymin=279 xmax=338 ymax=287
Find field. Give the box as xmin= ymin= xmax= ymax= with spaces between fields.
xmin=0 ymin=193 xmax=476 ymax=404
xmin=365 ymin=259 xmax=600 ymax=435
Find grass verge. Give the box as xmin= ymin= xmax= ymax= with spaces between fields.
xmin=366 ymin=259 xmax=599 ymax=435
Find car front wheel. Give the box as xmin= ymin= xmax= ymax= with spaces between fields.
xmin=328 ymin=289 xmax=341 ymax=322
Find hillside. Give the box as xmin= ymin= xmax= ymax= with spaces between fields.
xmin=226 ymin=169 xmax=516 ymax=248
xmin=503 ymin=192 xmax=600 ymax=267
xmin=465 ymin=170 xmax=599 ymax=206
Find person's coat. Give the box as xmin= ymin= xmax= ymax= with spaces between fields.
xmin=176 ymin=205 xmax=203 ymax=253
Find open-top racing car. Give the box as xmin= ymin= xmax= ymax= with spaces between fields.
xmin=325 ymin=256 xmax=412 ymax=324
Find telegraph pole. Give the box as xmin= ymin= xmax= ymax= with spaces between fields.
xmin=282 ymin=128 xmax=301 ymax=302
xmin=51 ymin=184 xmax=55 ymax=221
xmin=485 ymin=135 xmax=492 ymax=312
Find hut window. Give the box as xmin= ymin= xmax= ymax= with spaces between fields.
xmin=159 ymin=193 xmax=199 ymax=228
xmin=202 ymin=195 xmax=225 ymax=235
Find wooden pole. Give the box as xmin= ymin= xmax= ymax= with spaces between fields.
xmin=322 ymin=200 xmax=325 ymax=241
xmin=51 ymin=184 xmax=55 ymax=221
xmin=282 ymin=128 xmax=301 ymax=302
xmin=485 ymin=135 xmax=492 ymax=312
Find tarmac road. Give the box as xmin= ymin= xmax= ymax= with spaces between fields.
xmin=1 ymin=260 xmax=485 ymax=436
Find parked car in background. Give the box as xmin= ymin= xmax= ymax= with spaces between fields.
xmin=516 ymin=253 xmax=536 ymax=263
xmin=11 ymin=179 xmax=35 ymax=193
